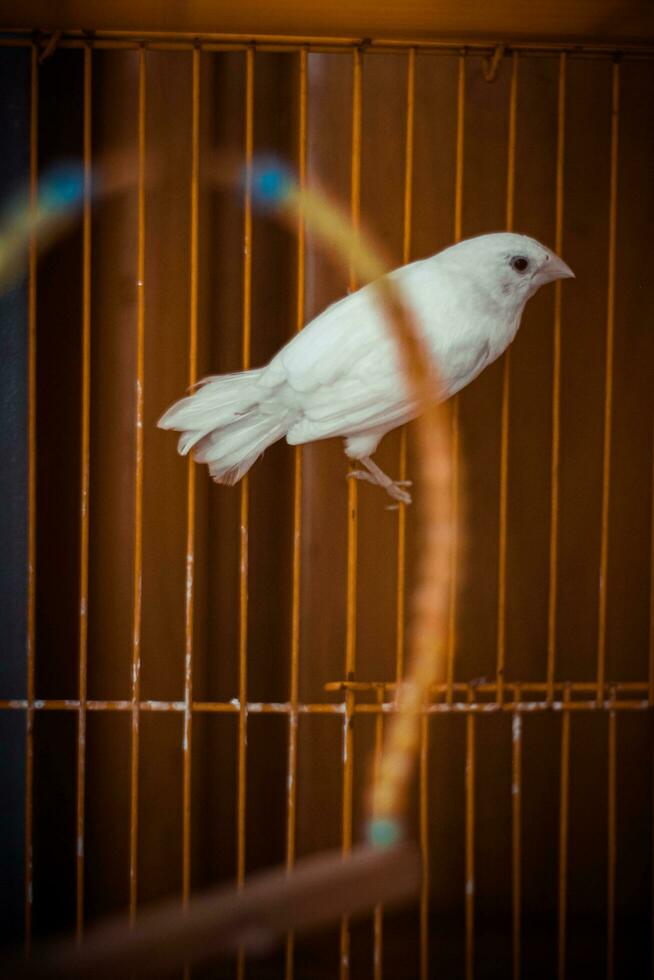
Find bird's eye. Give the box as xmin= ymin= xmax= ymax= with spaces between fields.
xmin=510 ymin=255 xmax=530 ymax=273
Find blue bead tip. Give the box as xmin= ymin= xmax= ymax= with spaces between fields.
xmin=366 ymin=817 xmax=403 ymax=849
xmin=248 ymin=157 xmax=294 ymax=209
xmin=40 ymin=162 xmax=86 ymax=211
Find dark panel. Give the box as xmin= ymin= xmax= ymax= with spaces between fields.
xmin=34 ymin=49 xmax=84 ymax=701
xmin=87 ymin=49 xmax=140 ymax=702
xmin=456 ymin=53 xmax=512 ymax=684
xmin=505 ymin=55 xmax=559 ymax=684
xmin=565 ymin=712 xmax=609 ymax=976
xmin=141 ymin=50 xmax=194 ymax=703
xmin=606 ymin=59 xmax=654 ymax=685
xmin=298 ymin=52 xmax=353 ymax=705
xmin=85 ymin=711 xmax=131 ymax=923
xmin=247 ymin=52 xmax=297 ymax=706
xmin=356 ymin=53 xmax=409 ymax=688
xmin=521 ymin=713 xmax=561 ymax=979
xmin=0 ymin=711 xmax=26 ymax=948
xmin=201 ymin=51 xmax=246 ymax=706
xmin=190 ymin=713 xmax=238 ymax=890
xmin=138 ymin=711 xmax=184 ymax=904
xmin=557 ymin=57 xmax=613 ymax=683
xmin=0 ymin=43 xmax=31 ymax=952
xmin=32 ymin=710 xmax=77 ymax=940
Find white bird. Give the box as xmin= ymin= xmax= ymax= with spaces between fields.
xmin=159 ymin=232 xmax=574 ymax=504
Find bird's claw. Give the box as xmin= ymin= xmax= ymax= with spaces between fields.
xmin=385 ymin=485 xmax=412 ymax=506
xmin=349 ymin=469 xmax=412 ymax=506
xmin=348 ymin=469 xmax=377 ymax=486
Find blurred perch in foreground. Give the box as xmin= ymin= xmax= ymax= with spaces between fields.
xmin=0 ymin=149 xmax=149 ymax=292
xmin=3 ymin=155 xmax=454 ymax=977
xmin=15 ymin=844 xmax=420 ymax=978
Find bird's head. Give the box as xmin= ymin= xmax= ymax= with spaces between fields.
xmin=444 ymin=232 xmax=574 ymax=309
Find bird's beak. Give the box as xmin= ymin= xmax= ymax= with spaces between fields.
xmin=543 ymin=253 xmax=575 ymax=282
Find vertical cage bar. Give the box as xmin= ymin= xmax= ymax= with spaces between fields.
xmin=547 ymin=53 xmax=567 ymax=704
xmin=650 ymin=428 xmax=654 ymax=706
xmin=596 ymin=61 xmax=620 ymax=705
xmin=129 ymin=44 xmax=147 ymax=925
xmin=285 ymin=44 xmax=307 ymax=980
xmin=236 ymin=44 xmax=254 ymax=980
xmin=24 ymin=42 xmax=38 ymax=953
xmin=496 ymin=51 xmax=518 ymax=706
xmin=465 ymin=696 xmax=475 ymax=980
xmin=419 ymin=712 xmax=430 ymax=980
xmin=607 ymin=705 xmax=616 ymax=980
xmin=512 ymin=693 xmax=523 ymax=980
xmin=182 ymin=44 xmax=200 ymax=919
xmin=395 ymin=46 xmax=415 ymax=686
xmin=558 ymin=685 xmax=571 ymax=979
xmin=373 ymin=686 xmax=385 ymax=980
xmin=446 ymin=51 xmax=465 ymax=706
xmin=340 ymin=44 xmax=362 ymax=980
xmin=75 ymin=41 xmax=92 ymax=943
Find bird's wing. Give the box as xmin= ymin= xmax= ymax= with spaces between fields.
xmin=259 ymin=283 xmax=394 ymax=394
xmin=438 ymin=337 xmax=491 ymax=396
xmin=259 ymin=255 xmax=450 ymax=397
xmin=258 ymin=256 xmax=493 ymax=443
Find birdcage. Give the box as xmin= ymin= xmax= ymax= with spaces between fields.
xmin=0 ymin=7 xmax=653 ymax=980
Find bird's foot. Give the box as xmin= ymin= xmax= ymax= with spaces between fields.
xmin=383 ymin=481 xmax=413 ymax=508
xmin=348 ymin=462 xmax=412 ymax=506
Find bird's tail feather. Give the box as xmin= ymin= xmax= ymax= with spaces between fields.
xmin=158 ymin=370 xmax=262 ymax=443
xmin=158 ymin=371 xmax=289 ymax=485
xmin=196 ymin=412 xmax=289 ymax=485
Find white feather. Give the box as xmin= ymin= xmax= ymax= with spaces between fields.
xmin=158 ymin=232 xmax=574 ymax=487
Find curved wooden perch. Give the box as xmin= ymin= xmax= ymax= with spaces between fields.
xmin=14 ymin=844 xmax=420 ymax=978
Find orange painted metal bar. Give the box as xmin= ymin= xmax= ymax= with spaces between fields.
xmin=327 ymin=678 xmax=649 ymax=695
xmin=395 ymin=47 xmax=415 ymax=686
xmin=465 ymin=690 xmax=475 ymax=980
xmin=10 ymin=675 xmax=642 ymax=704
xmin=558 ymin=684 xmax=571 ymax=979
xmin=236 ymin=44 xmax=255 ymax=980
xmin=15 ymin=37 xmax=635 ymax=59
xmin=340 ymin=45 xmax=362 ymax=980
xmin=3 ymin=678 xmax=652 ymax=710
xmin=453 ymin=52 xmax=465 ymax=244
xmin=372 ymin=687 xmax=385 ymax=980
xmin=365 ymin=699 xmax=647 ymax=714
xmin=2 ymin=696 xmax=651 ymax=716
xmin=496 ymin=51 xmax=518 ymax=706
xmin=650 ymin=428 xmax=654 ymax=706
xmin=596 ymin=61 xmax=620 ymax=705
xmin=547 ymin=53 xmax=567 ymax=704
xmin=6 ymin=32 xmax=654 ymax=57
xmin=607 ymin=704 xmax=616 ymax=980
xmin=24 ymin=41 xmax=38 ymax=954
xmin=75 ymin=41 xmax=92 ymax=944
xmin=129 ymin=45 xmax=147 ymax=926
xmin=182 ymin=44 xmax=200 ymax=922
xmin=446 ymin=51 xmax=465 ymax=705
xmin=511 ymin=689 xmax=523 ymax=980
xmin=419 ymin=712 xmax=429 ymax=980
xmin=285 ymin=46 xmax=307 ymax=980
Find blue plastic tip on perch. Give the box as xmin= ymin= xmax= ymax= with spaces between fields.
xmin=40 ymin=162 xmax=87 ymax=212
xmin=247 ymin=158 xmax=295 ymax=210
xmin=366 ymin=817 xmax=403 ymax=850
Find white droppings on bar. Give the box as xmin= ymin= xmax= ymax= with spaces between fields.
xmin=512 ymin=712 xmax=522 ymax=743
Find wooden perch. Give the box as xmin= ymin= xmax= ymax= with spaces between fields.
xmin=15 ymin=843 xmax=420 ymax=978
